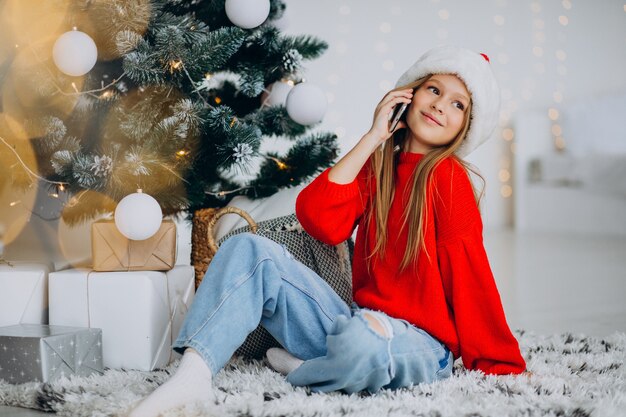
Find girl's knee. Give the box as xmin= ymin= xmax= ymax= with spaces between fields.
xmin=220 ymin=232 xmax=266 ymax=254
xmin=360 ymin=311 xmax=394 ymax=339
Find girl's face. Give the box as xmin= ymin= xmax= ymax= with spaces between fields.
xmin=404 ymin=74 xmax=470 ymax=153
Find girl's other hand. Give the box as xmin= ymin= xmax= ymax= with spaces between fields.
xmin=367 ymin=88 xmax=413 ymax=145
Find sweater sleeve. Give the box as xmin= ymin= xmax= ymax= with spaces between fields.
xmin=295 ymin=165 xmax=371 ymax=246
xmin=434 ymin=159 xmax=526 ymax=375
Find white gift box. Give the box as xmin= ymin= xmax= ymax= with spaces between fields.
xmin=48 ymin=265 xmax=195 ymax=371
xmin=0 ymin=262 xmax=50 ymax=327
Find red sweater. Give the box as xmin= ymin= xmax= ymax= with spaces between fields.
xmin=295 ymin=152 xmax=526 ymax=375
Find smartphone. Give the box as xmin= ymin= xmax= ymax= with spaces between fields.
xmin=389 ymin=102 xmax=408 ymax=132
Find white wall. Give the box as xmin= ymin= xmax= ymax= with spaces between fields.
xmin=279 ymin=0 xmax=626 ymax=230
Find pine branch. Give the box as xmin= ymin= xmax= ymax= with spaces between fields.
xmin=280 ymin=34 xmax=328 ymax=60
xmin=246 ymin=132 xmax=338 ymax=197
xmin=244 ymin=106 xmax=308 ymax=138
xmin=190 ymin=27 xmax=247 ymax=76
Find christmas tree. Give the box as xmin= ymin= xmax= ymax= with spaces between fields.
xmin=0 ymin=0 xmax=338 ymax=225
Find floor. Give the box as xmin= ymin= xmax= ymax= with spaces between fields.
xmin=484 ymin=228 xmax=626 ymax=338
xmin=1 ymin=228 xmax=625 ymax=416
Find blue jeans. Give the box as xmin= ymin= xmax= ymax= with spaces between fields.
xmin=173 ymin=233 xmax=453 ymax=393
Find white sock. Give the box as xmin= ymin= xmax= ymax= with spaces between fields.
xmin=266 ymin=347 xmax=304 ymax=376
xmin=129 ymin=349 xmax=214 ymax=417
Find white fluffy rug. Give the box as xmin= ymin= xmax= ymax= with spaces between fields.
xmin=1 ymin=330 xmax=625 ymax=417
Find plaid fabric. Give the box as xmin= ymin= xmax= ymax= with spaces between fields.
xmin=216 ymin=213 xmax=354 ymax=359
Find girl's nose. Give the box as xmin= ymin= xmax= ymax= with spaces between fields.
xmin=431 ymin=100 xmax=444 ymax=113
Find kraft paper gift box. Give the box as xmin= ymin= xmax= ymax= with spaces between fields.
xmin=91 ymin=220 xmax=177 ymax=272
xmin=0 ymin=323 xmax=103 ymax=384
xmin=0 ymin=262 xmax=50 ymax=327
xmin=48 ymin=265 xmax=194 ymax=371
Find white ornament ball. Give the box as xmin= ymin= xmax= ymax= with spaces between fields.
xmin=114 ymin=191 xmax=163 ymax=240
xmin=52 ymin=30 xmax=98 ymax=76
xmin=262 ymin=81 xmax=293 ymax=107
xmin=286 ymin=83 xmax=328 ymax=125
xmin=225 ymin=0 xmax=271 ymax=29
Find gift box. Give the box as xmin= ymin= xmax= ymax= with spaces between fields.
xmin=48 ymin=265 xmax=194 ymax=371
xmin=91 ymin=220 xmax=177 ymax=272
xmin=0 ymin=262 xmax=50 ymax=327
xmin=0 ymin=323 xmax=103 ymax=384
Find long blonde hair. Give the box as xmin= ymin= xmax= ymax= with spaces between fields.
xmin=363 ymin=75 xmax=486 ymax=273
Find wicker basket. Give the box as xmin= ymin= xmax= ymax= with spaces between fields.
xmin=191 ymin=206 xmax=258 ymax=288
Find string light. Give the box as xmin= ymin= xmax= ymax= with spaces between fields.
xmin=268 ymin=156 xmax=288 ymax=170
xmin=548 ymin=108 xmax=559 ymax=120
xmin=9 ymin=201 xmax=21 ymax=207
xmin=176 ymin=150 xmax=188 ymax=156
xmin=502 ymin=128 xmax=514 ymax=141
xmin=230 ymin=117 xmax=237 ymax=127
xmin=0 ymin=135 xmax=68 ymax=188
xmin=214 ymin=97 xmax=222 ymax=104
xmin=99 ymin=90 xmax=114 ymax=99
xmin=169 ymin=60 xmax=183 ymax=73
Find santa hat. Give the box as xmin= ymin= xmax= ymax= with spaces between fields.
xmin=395 ymin=45 xmax=500 ymax=158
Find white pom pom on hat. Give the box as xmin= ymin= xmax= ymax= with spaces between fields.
xmin=395 ymin=45 xmax=500 ymax=158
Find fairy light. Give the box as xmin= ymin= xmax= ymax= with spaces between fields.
xmin=551 ymin=0 xmax=570 ymax=151
xmin=502 ymin=128 xmax=514 ymax=141
xmin=548 ymin=108 xmax=559 ymax=120
xmin=214 ymin=97 xmax=222 ymax=104
xmin=204 ymin=73 xmax=212 ymax=80
xmin=268 ymin=156 xmax=288 ymax=170
xmin=230 ymin=117 xmax=237 ymax=127
xmin=169 ymin=60 xmax=183 ymax=73
xmin=9 ymin=201 xmax=21 ymax=207
xmin=379 ymin=22 xmax=392 ymax=33
xmin=49 ymin=193 xmax=59 ymax=198
xmin=176 ymin=150 xmax=187 ymax=156
xmin=100 ymin=90 xmax=114 ymax=99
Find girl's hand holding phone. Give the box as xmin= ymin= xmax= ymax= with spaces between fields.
xmin=366 ymin=88 xmax=413 ymax=146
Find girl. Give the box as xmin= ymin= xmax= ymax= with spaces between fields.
xmin=130 ymin=45 xmax=527 ymax=417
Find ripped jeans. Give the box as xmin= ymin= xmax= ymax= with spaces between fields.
xmin=173 ymin=233 xmax=453 ymax=394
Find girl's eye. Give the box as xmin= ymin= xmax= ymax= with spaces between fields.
xmin=454 ymin=101 xmax=465 ymax=111
xmin=427 ymin=86 xmax=439 ymax=94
